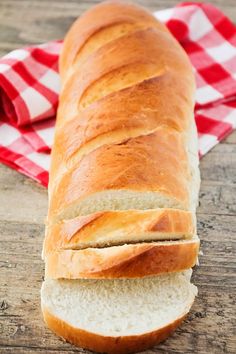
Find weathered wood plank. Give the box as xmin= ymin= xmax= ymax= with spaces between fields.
xmin=0 ymin=165 xmax=47 ymax=224
xmin=224 ymin=130 xmax=236 ymax=144
xmin=0 ymin=349 xmax=79 ymax=354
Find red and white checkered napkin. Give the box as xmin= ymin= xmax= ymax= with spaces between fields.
xmin=0 ymin=2 xmax=236 ymax=187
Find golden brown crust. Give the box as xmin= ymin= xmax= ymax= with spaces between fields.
xmin=48 ymin=1 xmax=196 ymax=220
xmin=45 ymin=240 xmax=199 ymax=279
xmin=56 ymin=25 xmax=193 ymax=127
xmin=59 ymin=28 xmax=192 ymax=113
xmin=42 ymin=305 xmax=187 ymax=353
xmin=48 ymin=0 xmax=196 ymax=222
xmin=60 ymin=0 xmax=168 ymax=79
xmin=48 ymin=128 xmax=191 ymax=221
xmin=50 ymin=74 xmax=193 ymax=184
xmin=44 ymin=209 xmax=195 ymax=255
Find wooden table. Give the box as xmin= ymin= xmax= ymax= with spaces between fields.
xmin=0 ymin=1 xmax=235 ymax=353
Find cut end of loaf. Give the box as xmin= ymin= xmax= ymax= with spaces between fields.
xmin=44 ymin=239 xmax=199 ymax=279
xmin=41 ymin=272 xmax=197 ymax=353
xmin=51 ymin=190 xmax=187 ymax=224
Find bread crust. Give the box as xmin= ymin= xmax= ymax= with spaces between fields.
xmin=48 ymin=0 xmax=196 ymax=221
xmin=60 ymin=0 xmax=168 ymax=79
xmin=42 ymin=305 xmax=187 ymax=354
xmin=59 ymin=27 xmax=192 ymax=112
xmin=44 ymin=209 xmax=195 ymax=255
xmin=49 ymin=128 xmax=191 ymax=221
xmin=50 ymin=73 xmax=193 ymax=185
xmin=45 ymin=240 xmax=199 ymax=279
xmin=51 ymin=24 xmax=195 ymax=191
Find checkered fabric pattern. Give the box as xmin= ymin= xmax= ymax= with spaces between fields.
xmin=0 ymin=2 xmax=236 ymax=187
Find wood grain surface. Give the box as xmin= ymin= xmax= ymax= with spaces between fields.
xmin=0 ymin=1 xmax=235 ymax=353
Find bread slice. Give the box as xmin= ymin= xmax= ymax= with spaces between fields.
xmin=43 ymin=208 xmax=198 ymax=279
xmin=43 ymin=208 xmax=195 ymax=255
xmin=41 ymin=271 xmax=197 ymax=353
xmin=45 ymin=239 xmax=199 ymax=279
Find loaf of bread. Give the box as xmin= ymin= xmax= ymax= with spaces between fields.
xmin=42 ymin=1 xmax=200 ymax=352
xmin=44 ymin=0 xmax=200 ymax=274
